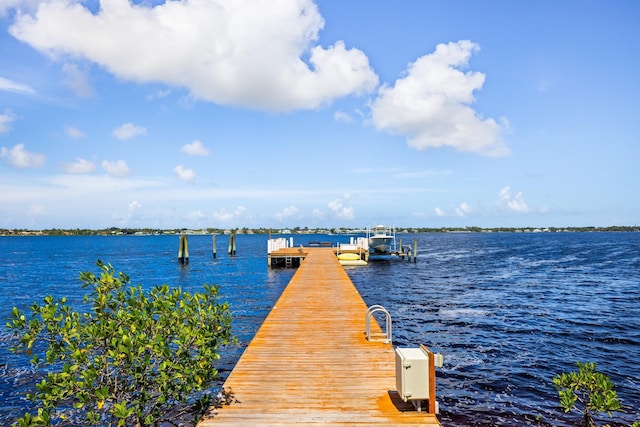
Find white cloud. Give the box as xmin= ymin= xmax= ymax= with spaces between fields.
xmin=180 ymin=140 xmax=210 ymax=156
xmin=334 ymin=110 xmax=354 ymax=124
xmin=275 ymin=205 xmax=299 ymax=221
xmin=186 ymin=210 xmax=205 ymax=221
xmin=61 ymin=63 xmax=93 ymax=97
xmin=129 ymin=200 xmax=142 ymax=210
xmin=0 ymin=143 xmax=45 ymax=168
xmin=434 ymin=207 xmax=446 ymax=217
xmin=65 ymin=125 xmax=86 ymax=139
xmin=328 ymin=197 xmax=354 ymax=219
xmin=102 ymin=159 xmax=132 ymax=177
xmin=0 ymin=110 xmax=17 ymax=134
xmin=148 ymin=89 xmax=171 ymax=100
xmin=174 ymin=165 xmax=196 ymax=182
xmin=112 ymin=123 xmax=147 ymax=140
xmin=212 ymin=206 xmax=246 ymax=222
xmin=498 ymin=186 xmax=529 ymax=213
xmin=370 ymin=40 xmax=509 ymax=157
xmin=1 ymin=0 xmax=40 ymax=17
xmin=0 ymin=76 xmax=35 ymax=95
xmin=61 ymin=158 xmax=95 ymax=174
xmin=454 ymin=202 xmax=473 ymax=217
xmin=9 ymin=0 xmax=378 ymax=112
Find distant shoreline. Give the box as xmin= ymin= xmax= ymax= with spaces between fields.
xmin=1 ymin=225 xmax=638 ymax=237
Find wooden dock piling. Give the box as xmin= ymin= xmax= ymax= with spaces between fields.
xmin=178 ymin=233 xmax=189 ymax=264
xmin=213 ymin=234 xmax=217 ymax=259
xmin=228 ymin=232 xmax=236 ymax=256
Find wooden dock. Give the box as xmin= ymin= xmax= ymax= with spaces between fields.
xmin=199 ymin=247 xmax=441 ymax=426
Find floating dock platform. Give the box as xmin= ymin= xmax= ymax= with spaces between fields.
xmin=199 ymin=247 xmax=441 ymax=426
xmin=267 ymin=236 xmax=415 ymax=268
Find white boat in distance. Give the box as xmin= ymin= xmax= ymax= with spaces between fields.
xmin=367 ymin=225 xmax=395 ymax=254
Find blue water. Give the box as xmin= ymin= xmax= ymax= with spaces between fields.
xmin=1 ymin=232 xmax=638 ymax=426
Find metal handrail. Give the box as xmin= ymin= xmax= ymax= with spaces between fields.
xmin=365 ymin=305 xmax=392 ymax=344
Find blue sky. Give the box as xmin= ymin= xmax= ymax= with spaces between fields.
xmin=1 ymin=0 xmax=638 ymax=230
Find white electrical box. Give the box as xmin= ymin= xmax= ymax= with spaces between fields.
xmin=395 ymin=347 xmax=430 ymax=402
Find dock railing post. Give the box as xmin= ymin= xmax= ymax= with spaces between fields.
xmin=420 ymin=344 xmax=438 ymax=414
xmin=365 ymin=305 xmax=392 ymax=344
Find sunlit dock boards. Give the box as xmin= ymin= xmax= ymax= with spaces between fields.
xmin=199 ymin=247 xmax=441 ymax=426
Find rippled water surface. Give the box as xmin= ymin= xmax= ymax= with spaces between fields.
xmin=347 ymin=232 xmax=640 ymax=426
xmin=1 ymin=232 xmax=638 ymax=426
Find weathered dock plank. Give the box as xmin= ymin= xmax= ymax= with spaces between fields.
xmin=199 ymin=248 xmax=441 ymax=426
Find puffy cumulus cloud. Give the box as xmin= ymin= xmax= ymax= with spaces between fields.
xmin=180 ymin=140 xmax=210 ymax=156
xmin=0 ymin=76 xmax=35 ymax=95
xmin=434 ymin=202 xmax=473 ymax=217
xmin=212 ymin=206 xmax=246 ymax=222
xmin=174 ymin=164 xmax=196 ymax=182
xmin=328 ymin=196 xmax=354 ymax=220
xmin=112 ymin=200 xmax=143 ymax=225
xmin=101 ymin=159 xmax=132 ymax=177
xmin=65 ymin=125 xmax=86 ymax=139
xmin=61 ymin=157 xmax=95 ymax=174
xmin=497 ymin=186 xmax=529 ymax=213
xmin=10 ymin=0 xmax=378 ymax=112
xmin=0 ymin=110 xmax=17 ymax=134
xmin=275 ymin=205 xmax=299 ymax=221
xmin=186 ymin=210 xmax=205 ymax=221
xmin=370 ymin=40 xmax=509 ymax=157
xmin=454 ymin=202 xmax=473 ymax=217
xmin=1 ymin=143 xmax=45 ymax=168
xmin=112 ymin=123 xmax=147 ymax=140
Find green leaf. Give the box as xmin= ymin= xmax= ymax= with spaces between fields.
xmin=7 ymin=261 xmax=234 ymax=426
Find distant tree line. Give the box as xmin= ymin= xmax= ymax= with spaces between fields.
xmin=1 ymin=225 xmax=639 ymax=236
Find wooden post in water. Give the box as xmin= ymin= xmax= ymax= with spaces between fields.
xmin=228 ymin=232 xmax=237 ymax=256
xmin=212 ymin=234 xmax=217 ymax=259
xmin=413 ymin=238 xmax=417 ymax=263
xmin=232 ymin=232 xmax=237 ymax=255
xmin=178 ymin=233 xmax=189 ymax=264
xmin=398 ymin=237 xmax=403 ymax=259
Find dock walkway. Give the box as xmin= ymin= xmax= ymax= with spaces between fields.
xmin=199 ymin=248 xmax=441 ymax=426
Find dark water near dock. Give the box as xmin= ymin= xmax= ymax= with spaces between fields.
xmin=0 ymin=232 xmax=638 ymax=426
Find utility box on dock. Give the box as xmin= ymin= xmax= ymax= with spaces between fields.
xmin=395 ymin=345 xmax=443 ymax=413
xmin=396 ymin=348 xmax=430 ymax=401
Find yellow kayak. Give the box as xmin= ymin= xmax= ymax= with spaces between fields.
xmin=337 ymin=253 xmax=361 ymax=261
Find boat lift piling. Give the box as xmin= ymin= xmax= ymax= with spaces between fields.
xmin=212 ymin=234 xmax=217 ymax=259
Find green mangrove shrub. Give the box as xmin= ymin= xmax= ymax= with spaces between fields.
xmin=553 ymin=362 xmax=621 ymax=427
xmin=7 ymin=261 xmax=234 ymax=426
